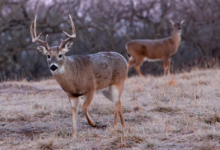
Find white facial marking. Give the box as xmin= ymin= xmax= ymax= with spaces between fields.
xmin=50 ymin=63 xmax=65 ymax=75
xmin=50 ymin=63 xmax=58 ymax=68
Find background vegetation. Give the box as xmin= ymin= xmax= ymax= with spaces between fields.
xmin=1 ymin=0 xmax=220 ymax=80
xmin=1 ymin=1 xmax=220 ymax=149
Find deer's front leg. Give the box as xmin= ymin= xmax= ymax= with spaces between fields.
xmin=82 ymin=90 xmax=96 ymax=127
xmin=163 ymin=57 xmax=172 ymax=76
xmin=68 ymin=95 xmax=79 ymax=136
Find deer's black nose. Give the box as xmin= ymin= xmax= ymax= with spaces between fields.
xmin=50 ymin=65 xmax=58 ymax=71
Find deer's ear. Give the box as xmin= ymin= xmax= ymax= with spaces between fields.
xmin=37 ymin=46 xmax=48 ymax=55
xmin=169 ymin=19 xmax=174 ymax=26
xmin=180 ymin=20 xmax=185 ymax=25
xmin=62 ymin=42 xmax=73 ymax=53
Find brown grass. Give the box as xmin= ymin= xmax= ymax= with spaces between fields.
xmin=151 ymin=106 xmax=180 ymax=113
xmin=37 ymin=139 xmax=55 ymax=150
xmin=1 ymin=69 xmax=220 ymax=149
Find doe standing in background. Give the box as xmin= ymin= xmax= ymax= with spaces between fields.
xmin=126 ymin=20 xmax=184 ymax=76
xmin=30 ymin=14 xmax=127 ymax=136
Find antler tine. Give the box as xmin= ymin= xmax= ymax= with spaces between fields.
xmin=32 ymin=33 xmax=42 ymax=42
xmin=63 ymin=14 xmax=76 ymax=38
xmin=69 ymin=14 xmax=76 ymax=36
xmin=63 ymin=31 xmax=76 ymax=38
xmin=59 ymin=14 xmax=76 ymax=49
xmin=45 ymin=34 xmax=50 ymax=50
xmin=169 ymin=19 xmax=174 ymax=26
xmin=45 ymin=34 xmax=48 ymax=43
xmin=30 ymin=20 xmax=42 ymax=42
xmin=30 ymin=14 xmax=50 ymax=50
xmin=34 ymin=14 xmax=37 ymax=37
xmin=180 ymin=20 xmax=185 ymax=25
xmin=30 ymin=22 xmax=34 ymax=40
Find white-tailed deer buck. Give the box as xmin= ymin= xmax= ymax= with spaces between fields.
xmin=126 ymin=20 xmax=184 ymax=76
xmin=30 ymin=14 xmax=127 ymax=135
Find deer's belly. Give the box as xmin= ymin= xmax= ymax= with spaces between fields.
xmin=143 ymin=57 xmax=162 ymax=62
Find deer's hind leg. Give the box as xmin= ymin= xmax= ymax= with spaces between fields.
xmin=102 ymin=81 xmax=125 ymax=127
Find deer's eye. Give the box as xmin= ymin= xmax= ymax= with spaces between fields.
xmin=47 ymin=55 xmax=50 ymax=59
xmin=59 ymin=54 xmax=62 ymax=58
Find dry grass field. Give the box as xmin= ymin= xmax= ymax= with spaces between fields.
xmin=1 ymin=68 xmax=220 ymax=149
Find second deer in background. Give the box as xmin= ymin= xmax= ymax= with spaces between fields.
xmin=126 ymin=20 xmax=184 ymax=76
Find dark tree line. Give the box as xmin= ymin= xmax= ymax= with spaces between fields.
xmin=0 ymin=0 xmax=220 ymax=80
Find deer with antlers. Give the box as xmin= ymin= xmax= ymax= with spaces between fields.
xmin=126 ymin=20 xmax=184 ymax=76
xmin=30 ymin=14 xmax=127 ymax=136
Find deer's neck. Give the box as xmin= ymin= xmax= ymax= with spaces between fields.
xmin=53 ymin=57 xmax=78 ymax=91
xmin=52 ymin=56 xmax=92 ymax=95
xmin=171 ymin=30 xmax=181 ymax=48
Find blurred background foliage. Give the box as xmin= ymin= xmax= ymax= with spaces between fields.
xmin=0 ymin=0 xmax=220 ymax=80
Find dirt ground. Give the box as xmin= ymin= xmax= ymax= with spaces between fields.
xmin=0 ymin=69 xmax=220 ymax=149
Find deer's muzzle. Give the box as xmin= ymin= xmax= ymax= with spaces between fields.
xmin=50 ymin=64 xmax=58 ymax=71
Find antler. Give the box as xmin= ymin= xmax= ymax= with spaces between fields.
xmin=30 ymin=14 xmax=50 ymax=50
xmin=169 ymin=19 xmax=174 ymax=26
xmin=58 ymin=14 xmax=76 ymax=49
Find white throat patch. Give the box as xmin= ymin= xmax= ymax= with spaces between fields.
xmin=177 ymin=32 xmax=181 ymax=36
